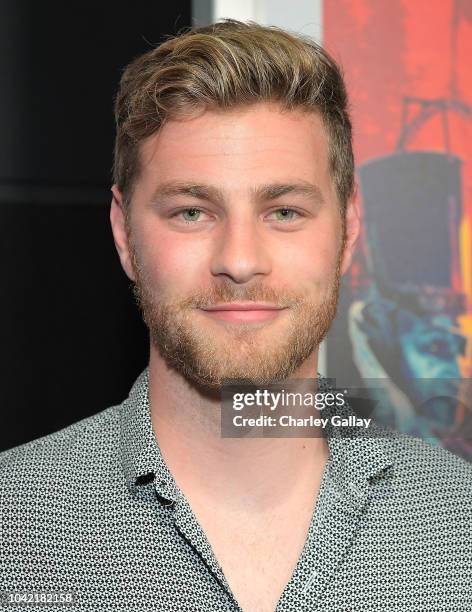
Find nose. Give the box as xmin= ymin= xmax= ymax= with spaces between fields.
xmin=210 ymin=215 xmax=272 ymax=284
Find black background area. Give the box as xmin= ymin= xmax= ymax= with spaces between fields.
xmin=0 ymin=0 xmax=192 ymax=451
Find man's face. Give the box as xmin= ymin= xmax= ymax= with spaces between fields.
xmin=111 ymin=102 xmax=358 ymax=389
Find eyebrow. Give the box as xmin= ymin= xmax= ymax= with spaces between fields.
xmin=149 ymin=180 xmax=325 ymax=206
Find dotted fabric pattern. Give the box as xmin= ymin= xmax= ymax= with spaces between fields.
xmin=0 ymin=368 xmax=471 ymax=611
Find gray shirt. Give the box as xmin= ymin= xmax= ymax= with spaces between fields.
xmin=1 ymin=368 xmax=471 ymax=611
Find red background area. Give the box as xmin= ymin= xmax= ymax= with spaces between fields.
xmin=324 ymin=0 xmax=472 ymax=301
xmin=324 ymin=0 xmax=472 ymax=166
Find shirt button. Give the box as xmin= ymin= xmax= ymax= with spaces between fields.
xmin=136 ymin=472 xmax=154 ymax=485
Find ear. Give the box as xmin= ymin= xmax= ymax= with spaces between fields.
xmin=340 ymin=190 xmax=361 ymax=276
xmin=109 ymin=185 xmax=136 ymax=282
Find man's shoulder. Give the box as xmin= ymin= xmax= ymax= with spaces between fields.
xmin=373 ymin=426 xmax=472 ymax=513
xmin=0 ymin=404 xmax=122 ymax=491
xmin=386 ymin=428 xmax=471 ymax=477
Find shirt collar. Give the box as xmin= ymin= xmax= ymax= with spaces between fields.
xmin=316 ymin=375 xmax=394 ymax=497
xmin=120 ymin=367 xmax=180 ymax=501
xmin=120 ymin=367 xmax=393 ymax=501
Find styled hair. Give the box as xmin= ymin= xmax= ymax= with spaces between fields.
xmin=112 ymin=19 xmax=354 ymax=215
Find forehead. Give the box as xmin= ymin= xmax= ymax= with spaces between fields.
xmin=137 ymin=102 xmax=332 ymax=192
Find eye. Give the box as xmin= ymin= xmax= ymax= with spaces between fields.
xmin=172 ymin=207 xmax=206 ymax=223
xmin=268 ymin=208 xmax=302 ymax=222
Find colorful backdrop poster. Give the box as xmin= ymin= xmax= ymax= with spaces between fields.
xmin=324 ymin=0 xmax=472 ymax=460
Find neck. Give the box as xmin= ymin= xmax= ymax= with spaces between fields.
xmin=148 ymin=345 xmax=330 ymax=512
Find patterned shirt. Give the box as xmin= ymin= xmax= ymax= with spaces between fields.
xmin=0 ymin=368 xmax=471 ymax=612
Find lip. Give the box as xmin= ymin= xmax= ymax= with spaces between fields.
xmin=201 ymin=302 xmax=284 ymax=311
xmin=199 ymin=303 xmax=287 ymax=323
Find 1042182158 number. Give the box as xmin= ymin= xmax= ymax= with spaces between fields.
xmin=1 ymin=591 xmax=75 ymax=605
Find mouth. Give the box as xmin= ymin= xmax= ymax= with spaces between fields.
xmin=199 ymin=302 xmax=289 ymax=324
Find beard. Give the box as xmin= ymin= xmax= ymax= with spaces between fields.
xmin=128 ymin=233 xmax=344 ymax=391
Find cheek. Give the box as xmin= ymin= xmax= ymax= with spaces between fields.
xmin=136 ymin=227 xmax=210 ymax=292
xmin=273 ymin=229 xmax=340 ymax=287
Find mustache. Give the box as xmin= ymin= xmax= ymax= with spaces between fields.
xmin=133 ymin=264 xmax=342 ymax=313
xmin=175 ymin=281 xmax=303 ymax=309
xmin=134 ymin=277 xmax=306 ymax=310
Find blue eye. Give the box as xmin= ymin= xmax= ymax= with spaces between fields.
xmin=181 ymin=208 xmax=202 ymax=222
xmin=171 ymin=206 xmax=303 ymax=225
xmin=271 ymin=208 xmax=301 ymax=221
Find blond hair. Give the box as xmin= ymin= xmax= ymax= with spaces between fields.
xmin=113 ymin=19 xmax=354 ymax=214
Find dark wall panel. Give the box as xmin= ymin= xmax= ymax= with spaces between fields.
xmin=0 ymin=1 xmax=192 ymax=451
xmin=0 ymin=0 xmax=191 ymax=186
